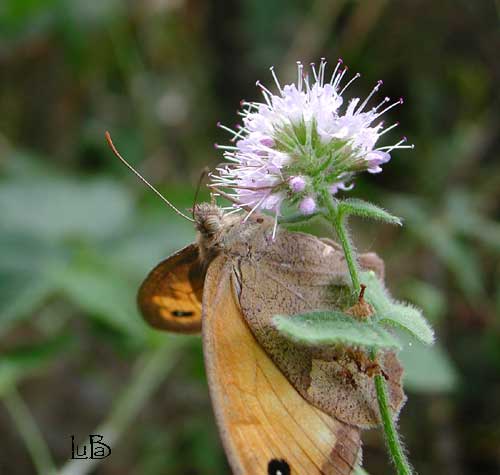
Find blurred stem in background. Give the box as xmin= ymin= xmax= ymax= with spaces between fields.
xmin=0 ymin=338 xmax=183 ymax=475
xmin=58 ymin=338 xmax=183 ymax=475
xmin=108 ymin=7 xmax=161 ymax=154
xmin=3 ymin=388 xmax=56 ymax=475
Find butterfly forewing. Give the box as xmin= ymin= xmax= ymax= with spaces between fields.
xmin=202 ymin=255 xmax=362 ymax=475
xmin=138 ymin=244 xmax=205 ymax=333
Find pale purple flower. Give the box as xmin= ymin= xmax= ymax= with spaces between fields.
xmin=210 ymin=59 xmax=413 ymax=228
xmin=329 ymin=181 xmax=355 ymax=195
xmin=289 ymin=176 xmax=306 ymax=193
xmin=365 ymin=150 xmax=391 ymax=174
xmin=299 ymin=196 xmax=316 ymax=215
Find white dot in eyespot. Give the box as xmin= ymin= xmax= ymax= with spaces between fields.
xmin=268 ymin=458 xmax=290 ymax=475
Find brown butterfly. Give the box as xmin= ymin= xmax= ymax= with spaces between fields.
xmin=106 ymin=133 xmax=405 ymax=475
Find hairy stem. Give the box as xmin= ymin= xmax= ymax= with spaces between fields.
xmin=322 ymin=188 xmax=413 ymax=475
xmin=3 ymin=387 xmax=56 ymax=475
xmin=321 ymin=189 xmax=361 ymax=292
xmin=374 ymin=374 xmax=413 ymax=475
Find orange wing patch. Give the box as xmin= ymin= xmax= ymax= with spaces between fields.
xmin=138 ymin=244 xmax=205 ymax=333
xmin=202 ymin=256 xmax=362 ymax=475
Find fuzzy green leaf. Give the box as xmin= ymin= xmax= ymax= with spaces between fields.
xmin=273 ymin=311 xmax=402 ymax=350
xmin=361 ymin=271 xmax=435 ymax=345
xmin=338 ymin=198 xmax=402 ymax=225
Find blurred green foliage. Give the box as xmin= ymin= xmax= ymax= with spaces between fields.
xmin=0 ymin=1 xmax=499 ymax=474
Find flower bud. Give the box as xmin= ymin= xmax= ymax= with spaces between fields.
xmin=299 ymin=196 xmax=316 ymax=215
xmin=289 ymin=176 xmax=307 ymax=193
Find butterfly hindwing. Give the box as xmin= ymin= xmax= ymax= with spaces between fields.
xmin=237 ymin=229 xmax=405 ymax=428
xmin=138 ymin=244 xmax=205 ymax=333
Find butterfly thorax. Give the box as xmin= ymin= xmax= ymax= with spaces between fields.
xmin=193 ymin=203 xmax=273 ymax=263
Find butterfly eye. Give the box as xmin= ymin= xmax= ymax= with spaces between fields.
xmin=171 ymin=310 xmax=195 ymax=317
xmin=268 ymin=458 xmax=290 ymax=475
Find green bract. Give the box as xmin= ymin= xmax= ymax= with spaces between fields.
xmin=337 ymin=199 xmax=403 ymax=226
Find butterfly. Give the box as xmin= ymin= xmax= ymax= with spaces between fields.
xmin=106 ymin=132 xmax=405 ymax=475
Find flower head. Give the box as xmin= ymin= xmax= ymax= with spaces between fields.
xmin=210 ymin=59 xmax=413 ymax=228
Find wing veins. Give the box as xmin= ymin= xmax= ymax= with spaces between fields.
xmin=258 ymin=359 xmax=357 ymax=475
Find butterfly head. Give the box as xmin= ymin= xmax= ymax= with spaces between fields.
xmin=193 ymin=202 xmax=225 ymax=238
xmin=193 ymin=202 xmax=232 ymax=262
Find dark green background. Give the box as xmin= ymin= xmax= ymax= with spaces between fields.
xmin=0 ymin=1 xmax=499 ymax=474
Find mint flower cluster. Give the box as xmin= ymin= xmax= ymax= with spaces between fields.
xmin=211 ymin=59 xmax=413 ymax=222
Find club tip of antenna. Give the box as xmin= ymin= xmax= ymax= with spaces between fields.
xmin=105 ymin=131 xmax=115 ymax=151
xmin=104 ymin=131 xmax=124 ymax=163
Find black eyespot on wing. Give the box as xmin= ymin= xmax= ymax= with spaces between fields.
xmin=171 ymin=310 xmax=195 ymax=317
xmin=268 ymin=458 xmax=290 ymax=475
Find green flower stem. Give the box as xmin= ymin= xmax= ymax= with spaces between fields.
xmin=3 ymin=387 xmax=56 ymax=475
xmin=374 ymin=373 xmax=413 ymax=475
xmin=321 ymin=188 xmax=412 ymax=474
xmin=321 ymin=188 xmax=361 ymax=292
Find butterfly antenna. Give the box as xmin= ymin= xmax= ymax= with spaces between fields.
xmin=105 ymin=132 xmax=195 ymax=222
xmin=192 ymin=166 xmax=210 ymax=219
